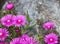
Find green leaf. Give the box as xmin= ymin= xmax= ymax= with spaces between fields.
xmin=11 ymin=30 xmax=17 ymax=38
xmin=24 ymin=11 xmax=31 ymax=23
xmin=5 ymin=36 xmax=12 ymax=42
xmin=0 ymin=24 xmax=2 ymax=28
xmin=28 ymin=24 xmax=36 ymax=29
xmin=36 ymin=33 xmax=43 ymax=40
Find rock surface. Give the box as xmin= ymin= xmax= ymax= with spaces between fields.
xmin=3 ymin=0 xmax=60 ymax=34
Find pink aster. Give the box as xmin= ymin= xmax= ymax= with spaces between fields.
xmin=5 ymin=3 xmax=14 ymax=10
xmin=44 ymin=33 xmax=58 ymax=44
xmin=10 ymin=34 xmax=39 ymax=44
xmin=43 ymin=22 xmax=55 ymax=30
xmin=0 ymin=28 xmax=9 ymax=41
xmin=14 ymin=15 xmax=26 ymax=27
xmin=1 ymin=14 xmax=16 ymax=27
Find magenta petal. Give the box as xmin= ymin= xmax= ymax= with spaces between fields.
xmin=1 ymin=14 xmax=16 ymax=27
xmin=44 ymin=33 xmax=58 ymax=44
xmin=0 ymin=28 xmax=9 ymax=41
xmin=10 ymin=34 xmax=39 ymax=44
xmin=43 ymin=22 xmax=55 ymax=30
xmin=14 ymin=15 xmax=26 ymax=27
xmin=5 ymin=3 xmax=14 ymax=10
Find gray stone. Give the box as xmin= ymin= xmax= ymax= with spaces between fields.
xmin=3 ymin=0 xmax=60 ymax=34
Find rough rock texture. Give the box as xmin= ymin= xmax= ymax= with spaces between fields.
xmin=0 ymin=0 xmax=6 ymax=10
xmin=3 ymin=0 xmax=60 ymax=34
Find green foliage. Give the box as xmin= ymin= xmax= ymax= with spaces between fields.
xmin=24 ymin=11 xmax=31 ymax=23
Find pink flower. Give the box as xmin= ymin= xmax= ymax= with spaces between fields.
xmin=0 ymin=41 xmax=9 ymax=44
xmin=0 ymin=28 xmax=9 ymax=41
xmin=20 ymin=34 xmax=31 ymax=44
xmin=1 ymin=14 xmax=16 ymax=27
xmin=10 ymin=37 xmax=20 ymax=44
xmin=43 ymin=22 xmax=54 ymax=30
xmin=10 ymin=34 xmax=39 ymax=44
xmin=14 ymin=15 xmax=26 ymax=27
xmin=44 ymin=33 xmax=58 ymax=44
xmin=20 ymin=34 xmax=39 ymax=44
xmin=5 ymin=3 xmax=14 ymax=10
xmin=15 ymin=29 xmax=19 ymax=32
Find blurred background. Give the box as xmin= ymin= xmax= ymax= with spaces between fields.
xmin=0 ymin=0 xmax=60 ymax=36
